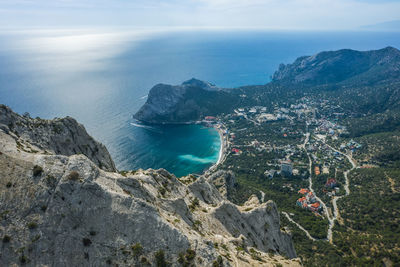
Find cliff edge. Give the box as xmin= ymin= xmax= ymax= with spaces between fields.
xmin=0 ymin=106 xmax=298 ymax=266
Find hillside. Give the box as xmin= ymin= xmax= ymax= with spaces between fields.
xmin=271 ymin=46 xmax=400 ymax=86
xmin=136 ymin=47 xmax=400 ymax=126
xmin=134 ymin=78 xmax=248 ymax=124
xmin=0 ymin=106 xmax=299 ymax=266
xmin=133 ymin=47 xmax=400 ymax=266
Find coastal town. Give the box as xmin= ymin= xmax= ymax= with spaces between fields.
xmin=203 ymin=96 xmax=362 ymax=243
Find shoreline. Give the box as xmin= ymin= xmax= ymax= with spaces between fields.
xmin=205 ymin=123 xmax=228 ymax=175
xmin=133 ymin=118 xmax=227 ymax=176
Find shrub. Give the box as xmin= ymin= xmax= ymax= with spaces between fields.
xmin=2 ymin=235 xmax=11 ymax=243
xmin=33 ymin=165 xmax=43 ymax=176
xmin=178 ymin=252 xmax=185 ymax=264
xmin=158 ymin=187 xmax=166 ymax=197
xmin=27 ymin=222 xmax=38 ymax=229
xmin=82 ymin=238 xmax=92 ymax=246
xmin=212 ymin=256 xmax=223 ymax=267
xmin=19 ymin=255 xmax=28 ymax=264
xmin=89 ymin=230 xmax=96 ymax=236
xmin=140 ymin=256 xmax=150 ymax=265
xmin=189 ymin=198 xmax=200 ymax=211
xmin=67 ymin=171 xmax=80 ymax=181
xmin=155 ymin=250 xmax=167 ymax=267
xmin=185 ymin=249 xmax=196 ymax=261
xmin=131 ymin=242 xmax=143 ymax=257
xmin=6 ymin=182 xmax=12 ymax=188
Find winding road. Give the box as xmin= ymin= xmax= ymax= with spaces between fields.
xmin=299 ymin=133 xmax=357 ymax=243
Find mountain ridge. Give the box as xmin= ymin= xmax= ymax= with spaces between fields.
xmin=135 ymin=47 xmax=400 ymax=125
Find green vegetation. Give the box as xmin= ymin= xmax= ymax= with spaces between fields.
xmin=131 ymin=243 xmax=143 ymax=257
xmin=2 ymin=235 xmax=11 ymax=243
xmin=154 ymin=250 xmax=168 ymax=267
xmin=32 ymin=165 xmax=43 ymax=176
xmin=188 ymin=197 xmax=199 ymax=211
xmin=211 ymin=62 xmax=400 ymax=265
xmin=178 ymin=248 xmax=196 ymax=266
xmin=158 ymin=187 xmax=166 ymax=197
xmin=27 ymin=221 xmax=38 ymax=229
xmin=212 ymin=255 xmax=223 ymax=267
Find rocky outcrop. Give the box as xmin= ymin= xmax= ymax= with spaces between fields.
xmin=207 ymin=170 xmax=237 ymax=198
xmin=0 ymin=105 xmax=116 ymax=172
xmin=134 ymin=78 xmax=240 ymax=124
xmin=0 ymin=107 xmax=299 ymax=266
xmin=272 ymin=46 xmax=400 ymax=85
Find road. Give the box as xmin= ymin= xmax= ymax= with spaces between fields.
xmin=324 ymin=143 xmax=357 ymax=242
xmin=300 ymin=133 xmax=358 ymax=243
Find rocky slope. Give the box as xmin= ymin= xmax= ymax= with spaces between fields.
xmin=0 ymin=106 xmax=299 ymax=266
xmin=0 ymin=105 xmax=115 ymax=172
xmin=134 ymin=78 xmax=241 ymax=124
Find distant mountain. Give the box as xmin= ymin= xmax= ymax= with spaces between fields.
xmin=271 ymin=47 xmax=400 ymax=86
xmin=136 ymin=47 xmax=400 ymax=125
xmin=361 ymin=20 xmax=400 ymax=31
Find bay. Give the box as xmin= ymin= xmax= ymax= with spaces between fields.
xmin=0 ymin=29 xmax=399 ymax=176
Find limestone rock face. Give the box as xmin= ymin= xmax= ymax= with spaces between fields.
xmin=0 ymin=105 xmax=116 ymax=172
xmin=0 ymin=107 xmax=299 ymax=266
xmin=207 ymin=170 xmax=237 ymax=198
xmin=134 ymin=78 xmax=240 ymax=124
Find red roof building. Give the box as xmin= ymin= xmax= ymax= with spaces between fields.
xmin=205 ymin=116 xmax=217 ymax=121
xmin=325 ymin=178 xmax=337 ymax=188
xmin=232 ymin=148 xmax=240 ymax=154
xmin=298 ymin=188 xmax=309 ymax=195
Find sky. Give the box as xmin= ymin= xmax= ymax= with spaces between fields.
xmin=0 ymin=0 xmax=400 ymax=30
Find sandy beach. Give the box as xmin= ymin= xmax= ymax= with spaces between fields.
xmin=206 ymin=124 xmax=228 ymax=174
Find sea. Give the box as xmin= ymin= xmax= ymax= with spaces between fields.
xmin=1 ymin=29 xmax=400 ymax=177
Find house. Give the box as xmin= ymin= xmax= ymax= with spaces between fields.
xmin=264 ymin=169 xmax=276 ymax=178
xmin=298 ymin=188 xmax=309 ymax=195
xmin=306 ymin=192 xmax=316 ymax=203
xmin=310 ymin=202 xmax=321 ymax=212
xmin=232 ymin=148 xmax=241 ymax=154
xmin=314 ymin=166 xmax=320 ymax=175
xmin=325 ymin=178 xmax=337 ymax=188
xmin=296 ymin=197 xmax=307 ymax=207
xmin=281 ymin=160 xmax=293 ymax=176
xmin=205 ymin=116 xmax=216 ymax=121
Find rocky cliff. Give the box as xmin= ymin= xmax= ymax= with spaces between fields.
xmin=0 ymin=105 xmax=116 ymax=172
xmin=134 ymin=78 xmax=241 ymax=124
xmin=0 ymin=106 xmax=299 ymax=266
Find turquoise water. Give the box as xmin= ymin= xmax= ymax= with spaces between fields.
xmin=0 ymin=29 xmax=400 ymax=176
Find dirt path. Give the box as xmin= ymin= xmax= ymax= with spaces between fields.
xmin=282 ymin=211 xmax=316 ymax=241
xmin=385 ymin=172 xmax=397 ymax=193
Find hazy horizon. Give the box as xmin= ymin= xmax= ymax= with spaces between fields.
xmin=1 ymin=0 xmax=400 ymax=31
